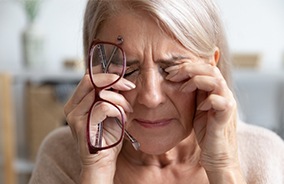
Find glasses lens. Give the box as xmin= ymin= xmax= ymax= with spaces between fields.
xmin=90 ymin=43 xmax=125 ymax=88
xmin=89 ymin=102 xmax=124 ymax=149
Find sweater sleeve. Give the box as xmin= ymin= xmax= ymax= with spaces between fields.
xmin=237 ymin=122 xmax=284 ymax=184
xmin=29 ymin=126 xmax=81 ymax=184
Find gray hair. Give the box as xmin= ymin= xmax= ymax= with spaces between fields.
xmin=83 ymin=0 xmax=232 ymax=88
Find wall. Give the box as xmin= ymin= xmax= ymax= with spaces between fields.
xmin=216 ymin=0 xmax=284 ymax=70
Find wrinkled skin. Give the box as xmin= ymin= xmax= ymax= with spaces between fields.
xmin=64 ymin=11 xmax=245 ymax=184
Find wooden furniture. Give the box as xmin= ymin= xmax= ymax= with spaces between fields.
xmin=0 ymin=73 xmax=17 ymax=184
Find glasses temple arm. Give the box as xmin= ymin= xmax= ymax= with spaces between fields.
xmin=98 ymin=44 xmax=108 ymax=72
xmin=105 ymin=47 xmax=118 ymax=69
xmin=94 ymin=122 xmax=103 ymax=147
xmin=115 ymin=118 xmax=140 ymax=151
xmin=105 ymin=35 xmax=124 ymax=70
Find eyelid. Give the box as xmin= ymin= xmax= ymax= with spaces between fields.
xmin=126 ymin=60 xmax=139 ymax=66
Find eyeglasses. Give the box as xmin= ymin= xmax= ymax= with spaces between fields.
xmin=87 ymin=36 xmax=140 ymax=154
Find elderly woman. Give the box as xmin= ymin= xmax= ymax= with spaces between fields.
xmin=29 ymin=0 xmax=284 ymax=184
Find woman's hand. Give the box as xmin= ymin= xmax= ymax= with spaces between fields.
xmin=64 ymin=73 xmax=135 ymax=183
xmin=165 ymin=58 xmax=246 ymax=183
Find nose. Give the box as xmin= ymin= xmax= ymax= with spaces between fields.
xmin=136 ymin=68 xmax=165 ymax=108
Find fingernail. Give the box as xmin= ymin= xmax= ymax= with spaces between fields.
xmin=124 ymin=80 xmax=136 ymax=89
xmin=165 ymin=65 xmax=179 ymax=72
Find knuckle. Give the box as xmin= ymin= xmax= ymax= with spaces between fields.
xmin=191 ymin=75 xmax=198 ymax=83
xmin=216 ymin=77 xmax=226 ymax=87
xmin=225 ymin=98 xmax=236 ymax=109
xmin=65 ymin=111 xmax=77 ymax=127
xmin=211 ymin=66 xmax=220 ymax=76
xmin=63 ymin=103 xmax=70 ymax=116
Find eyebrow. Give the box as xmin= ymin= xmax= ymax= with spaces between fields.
xmin=126 ymin=55 xmax=190 ymax=66
xmin=157 ymin=55 xmax=191 ymax=65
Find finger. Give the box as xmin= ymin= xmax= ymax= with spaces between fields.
xmin=165 ymin=62 xmax=221 ymax=82
xmin=65 ymin=74 xmax=135 ymax=115
xmin=89 ymin=101 xmax=126 ymax=125
xmin=100 ymin=90 xmax=133 ymax=113
xmin=64 ymin=74 xmax=94 ymax=115
xmin=65 ymin=90 xmax=95 ymax=140
xmin=92 ymin=73 xmax=136 ymax=90
xmin=89 ymin=102 xmax=127 ymax=143
xmin=68 ymin=89 xmax=96 ymax=118
xmin=67 ymin=98 xmax=125 ymax=147
xmin=66 ymin=88 xmax=131 ymax=133
xmin=180 ymin=75 xmax=228 ymax=95
xmin=66 ymin=88 xmax=133 ymax=125
xmin=197 ymin=94 xmax=235 ymax=120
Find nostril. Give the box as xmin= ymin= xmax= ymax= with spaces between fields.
xmin=135 ymin=68 xmax=166 ymax=108
xmin=137 ymin=85 xmax=164 ymax=108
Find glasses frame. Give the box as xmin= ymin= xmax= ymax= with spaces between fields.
xmin=86 ymin=39 xmax=126 ymax=154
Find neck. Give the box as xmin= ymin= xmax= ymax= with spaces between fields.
xmin=120 ymin=132 xmax=201 ymax=168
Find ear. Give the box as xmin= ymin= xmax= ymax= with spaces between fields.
xmin=210 ymin=47 xmax=220 ymax=66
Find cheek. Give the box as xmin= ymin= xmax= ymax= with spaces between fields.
xmin=166 ymin=81 xmax=197 ymax=118
xmin=119 ymin=90 xmax=136 ymax=106
xmin=173 ymin=91 xmax=197 ymax=128
xmin=176 ymin=91 xmax=196 ymax=111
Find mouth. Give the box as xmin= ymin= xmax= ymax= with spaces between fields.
xmin=134 ymin=118 xmax=173 ymax=128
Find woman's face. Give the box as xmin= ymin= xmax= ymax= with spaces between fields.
xmin=97 ymin=11 xmax=198 ymax=154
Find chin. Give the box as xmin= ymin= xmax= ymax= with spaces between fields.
xmin=126 ymin=123 xmax=192 ymax=155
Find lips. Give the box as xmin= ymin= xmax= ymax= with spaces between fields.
xmin=134 ymin=118 xmax=172 ymax=128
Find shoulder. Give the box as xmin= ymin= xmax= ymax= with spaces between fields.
xmin=41 ymin=126 xmax=74 ymax=150
xmin=29 ymin=126 xmax=81 ymax=184
xmin=37 ymin=126 xmax=77 ymax=157
xmin=237 ymin=121 xmax=284 ymax=149
xmin=38 ymin=126 xmax=80 ymax=164
xmin=237 ymin=121 xmax=284 ymax=183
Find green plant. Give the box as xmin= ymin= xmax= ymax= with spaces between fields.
xmin=21 ymin=0 xmax=42 ymax=23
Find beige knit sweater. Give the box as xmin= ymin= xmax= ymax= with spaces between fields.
xmin=29 ymin=121 xmax=284 ymax=184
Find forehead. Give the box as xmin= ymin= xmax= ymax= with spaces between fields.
xmin=95 ymin=11 xmax=194 ymax=60
xmin=97 ymin=10 xmax=161 ymax=41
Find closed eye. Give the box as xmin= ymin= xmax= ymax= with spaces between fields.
xmin=124 ymin=61 xmax=140 ymax=78
xmin=124 ymin=67 xmax=139 ymax=77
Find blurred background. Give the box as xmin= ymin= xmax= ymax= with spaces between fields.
xmin=0 ymin=0 xmax=284 ymax=183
